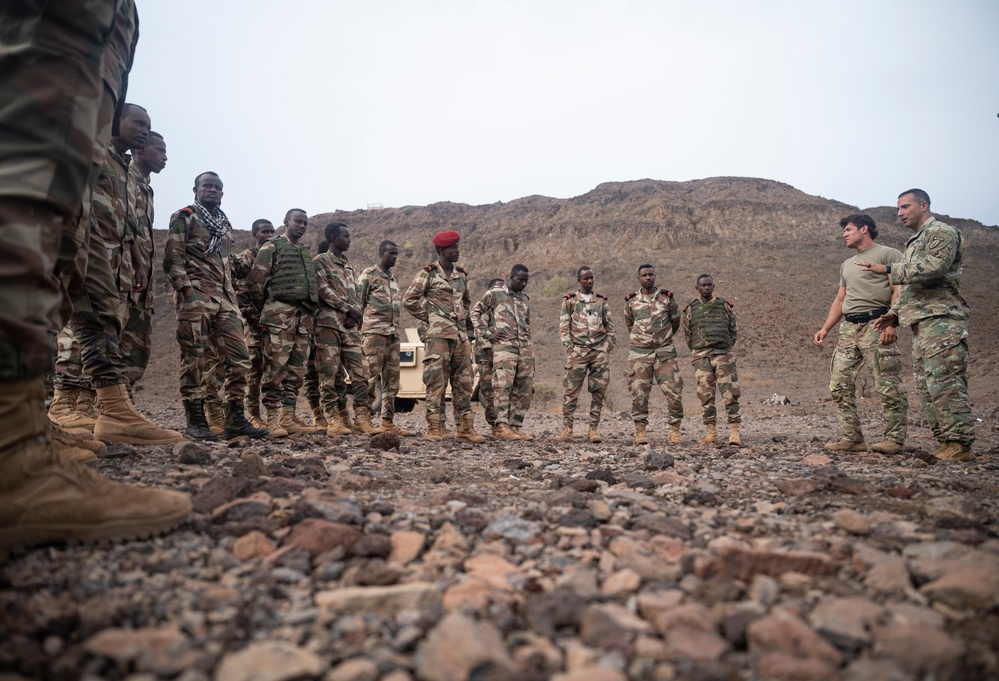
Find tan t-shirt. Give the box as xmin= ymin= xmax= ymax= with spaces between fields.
xmin=839 ymin=243 xmax=903 ymax=315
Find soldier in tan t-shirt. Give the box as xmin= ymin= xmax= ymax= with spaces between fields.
xmin=813 ymin=214 xmax=908 ymax=454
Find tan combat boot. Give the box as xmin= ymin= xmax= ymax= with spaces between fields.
xmin=49 ymin=422 xmax=105 ymax=460
xmin=511 ymin=426 xmax=534 ymax=441
xmin=495 ymin=423 xmax=521 ymax=441
xmin=728 ymin=423 xmax=742 ymax=447
xmin=456 ymin=412 xmax=486 ymax=443
xmin=424 ymin=414 xmax=444 ymax=441
xmin=311 ymin=405 xmax=328 ymax=430
xmin=933 ymin=442 xmax=974 ymax=462
xmin=588 ymin=424 xmax=603 ymax=444
xmin=553 ymin=419 xmax=574 ymax=442
xmin=870 ymin=440 xmax=903 ymax=455
xmin=634 ymin=423 xmax=649 ymax=445
xmin=94 ymin=384 xmax=184 ymax=445
xmin=1 ymin=379 xmax=192 ymax=551
xmin=246 ymin=401 xmax=267 ymax=429
xmin=353 ymin=407 xmax=381 ymax=435
xmin=204 ymin=400 xmax=225 ymax=435
xmin=280 ymin=407 xmax=317 ymax=434
xmin=339 ymin=408 xmax=357 ymax=434
xmin=668 ymin=424 xmax=683 ymax=445
xmin=698 ymin=424 xmax=718 ymax=445
xmin=490 ymin=424 xmax=502 ymax=439
xmin=326 ymin=409 xmax=352 ymax=436
xmin=380 ymin=418 xmax=414 ymax=436
xmin=265 ymin=408 xmax=289 ymax=439
xmin=824 ymin=438 xmax=867 ymax=452
xmin=77 ymin=389 xmax=101 ymax=419
xmin=48 ymin=387 xmax=96 ymax=433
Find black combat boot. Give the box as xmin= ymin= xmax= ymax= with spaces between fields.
xmin=183 ymin=399 xmax=219 ymax=441
xmin=224 ymin=400 xmax=269 ymax=440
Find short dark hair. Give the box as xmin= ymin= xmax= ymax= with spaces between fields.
xmin=285 ymin=208 xmax=307 ymax=222
xmin=194 ymin=171 xmax=220 ymax=186
xmin=251 ymin=219 xmax=273 ymax=234
xmin=511 ymin=264 xmax=529 ymax=276
xmin=147 ymin=130 xmax=163 ymax=141
xmin=899 ymin=188 xmax=931 ymax=207
xmin=120 ymin=103 xmax=147 ymax=119
xmin=324 ymin=221 xmax=348 ymax=241
xmin=577 ymin=266 xmax=592 ymax=279
xmin=488 ymin=278 xmax=505 ymax=288
xmin=638 ymin=264 xmax=655 ymax=274
xmin=839 ymin=213 xmax=878 ymax=239
xmin=379 ymin=240 xmax=397 ymax=255
xmin=696 ymin=273 xmax=713 ymax=284
xmin=317 ymin=241 xmax=329 ymax=254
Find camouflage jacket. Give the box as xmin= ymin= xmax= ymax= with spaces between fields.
xmin=247 ymin=235 xmax=318 ymax=309
xmin=358 ymin=265 xmax=401 ymax=338
xmin=232 ymin=244 xmax=263 ymax=321
xmin=472 ymin=284 xmax=533 ymax=352
xmin=92 ymin=144 xmax=133 ymax=291
xmin=559 ymin=291 xmax=616 ymax=352
xmin=682 ymin=296 xmax=737 ymax=359
xmin=314 ymin=250 xmax=358 ymax=331
xmin=162 ymin=204 xmax=237 ymax=305
xmin=889 ymin=217 xmax=970 ymax=326
xmin=624 ymin=288 xmax=679 ymax=358
xmin=126 ymin=162 xmax=154 ymax=306
xmin=403 ymin=261 xmax=472 ymax=341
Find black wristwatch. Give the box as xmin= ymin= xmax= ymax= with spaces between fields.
xmin=885 ymin=263 xmax=892 ymax=275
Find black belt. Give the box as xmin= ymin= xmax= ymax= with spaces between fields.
xmin=844 ymin=307 xmax=888 ymax=324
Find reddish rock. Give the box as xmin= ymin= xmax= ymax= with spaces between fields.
xmin=699 ymin=546 xmax=836 ymax=581
xmin=232 ymin=530 xmax=275 ymax=561
xmin=756 ymin=651 xmax=839 ymax=681
xmin=872 ymin=625 xmax=964 ymax=677
xmin=283 ymin=518 xmax=362 ymax=557
xmin=416 ymin=612 xmax=517 ymax=681
xmin=747 ymin=609 xmax=843 ymax=666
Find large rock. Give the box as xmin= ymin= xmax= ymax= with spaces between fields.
xmin=756 ymin=651 xmax=839 ymax=681
xmin=747 ymin=608 xmax=843 ymax=666
xmin=214 ymin=641 xmax=327 ymax=681
xmin=415 ymin=612 xmax=517 ymax=681
xmin=579 ymin=603 xmax=653 ymax=648
xmin=316 ymin=582 xmax=441 ymax=617
xmin=808 ymin=597 xmax=884 ymax=651
xmin=388 ymin=530 xmax=426 ymax=566
xmin=84 ymin=625 xmax=198 ymax=676
xmin=283 ymin=518 xmax=362 ymax=557
xmin=918 ymin=562 xmax=999 ymax=611
xmin=699 ymin=546 xmax=836 ymax=581
xmin=871 ymin=625 xmax=963 ymax=678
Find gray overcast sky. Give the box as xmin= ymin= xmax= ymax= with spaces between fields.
xmin=128 ymin=0 xmax=999 ymax=231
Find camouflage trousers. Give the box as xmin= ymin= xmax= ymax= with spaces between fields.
xmin=493 ymin=345 xmax=535 ymax=427
xmin=477 ymin=355 xmax=496 ymax=426
xmin=691 ymin=352 xmax=741 ymax=425
xmin=363 ymin=333 xmax=401 ymax=421
xmin=54 ymin=279 xmax=129 ymax=389
xmin=423 ymin=337 xmax=473 ymax=417
xmin=119 ymin=291 xmax=153 ymax=387
xmin=829 ymin=320 xmax=907 ymax=444
xmin=240 ymin=308 xmax=264 ymax=408
xmin=260 ymin=304 xmax=313 ymax=410
xmin=628 ymin=350 xmax=683 ymax=426
xmin=562 ymin=345 xmax=610 ymax=425
xmin=911 ymin=317 xmax=975 ymax=445
xmin=315 ymin=325 xmax=370 ymax=416
xmin=306 ymin=344 xmax=348 ymax=412
xmin=174 ymin=293 xmax=250 ymax=401
xmin=53 ymin=326 xmax=89 ymax=390
xmin=0 ymin=0 xmax=124 ymax=379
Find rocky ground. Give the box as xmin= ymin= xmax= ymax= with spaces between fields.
xmin=2 ymin=396 xmax=998 ymax=681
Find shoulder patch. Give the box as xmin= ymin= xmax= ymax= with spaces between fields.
xmin=596 ymin=293 xmax=607 ymax=301
xmin=423 ymin=264 xmax=436 ymax=273
xmin=564 ymin=292 xmax=576 ymax=300
xmin=625 ymin=292 xmax=637 ymax=301
xmin=178 ymin=207 xmax=193 ymax=217
xmin=725 ymin=301 xmax=735 ymax=310
xmin=455 ymin=265 xmax=467 ymax=274
xmin=661 ymin=289 xmax=673 ymax=298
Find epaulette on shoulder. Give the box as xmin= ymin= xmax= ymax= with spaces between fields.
xmin=725 ymin=300 xmax=735 ymax=310
xmin=625 ymin=292 xmax=638 ymax=302
xmin=661 ymin=289 xmax=673 ymax=298
xmin=424 ymin=264 xmax=437 ymax=273
xmin=178 ymin=207 xmax=193 ymax=217
xmin=564 ymin=292 xmax=576 ymax=300
xmin=455 ymin=265 xmax=467 ymax=274
xmin=596 ymin=293 xmax=607 ymax=301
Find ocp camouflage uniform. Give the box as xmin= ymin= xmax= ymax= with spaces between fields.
xmin=830 ymin=244 xmax=907 ymax=445
xmin=314 ymin=250 xmax=370 ymax=417
xmin=470 ymin=283 xmax=506 ymax=427
xmin=246 ymin=235 xmax=318 ymax=411
xmin=403 ymin=261 xmax=474 ymax=417
xmin=163 ymin=205 xmax=250 ymax=401
xmin=682 ymin=297 xmax=740 ymax=425
xmin=889 ymin=217 xmax=974 ymax=446
xmin=625 ymin=288 xmax=683 ymax=426
xmin=118 ymin=159 xmax=155 ymax=386
xmin=472 ymin=284 xmax=534 ymax=428
xmin=233 ymin=242 xmax=266 ymax=409
xmin=358 ymin=264 xmax=403 ymax=422
xmin=559 ymin=291 xmax=616 ymax=426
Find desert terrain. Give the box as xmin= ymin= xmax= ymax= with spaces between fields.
xmin=2 ymin=178 xmax=998 ymax=681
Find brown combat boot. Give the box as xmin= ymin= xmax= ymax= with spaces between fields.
xmin=634 ymin=423 xmax=649 ymax=445
xmin=553 ymin=419 xmax=574 ymax=442
xmin=353 ymin=407 xmax=381 ymax=435
xmin=588 ymin=424 xmax=603 ymax=444
xmin=511 ymin=426 xmax=534 ymax=441
xmin=246 ymin=401 xmax=266 ymax=429
xmin=49 ymin=422 xmax=105 ymax=458
xmin=456 ymin=412 xmax=486 ymax=443
xmin=668 ymin=424 xmax=683 ymax=445
xmin=424 ymin=414 xmax=444 ymax=441
xmin=490 ymin=424 xmax=502 ymax=439
xmin=1 ymin=379 xmax=192 ymax=551
xmin=94 ymin=384 xmax=184 ymax=445
xmin=48 ymin=423 xmax=97 ymax=463
xmin=339 ymin=408 xmax=357 ymax=434
xmin=380 ymin=418 xmax=414 ymax=437
xmin=77 ymin=389 xmax=101 ymax=419
xmin=48 ymin=387 xmax=96 ymax=433
xmin=205 ymin=400 xmax=225 ymax=436
xmin=824 ymin=438 xmax=867 ymax=452
xmin=310 ymin=405 xmax=328 ymax=430
xmin=728 ymin=423 xmax=742 ymax=447
xmin=265 ymin=408 xmax=289 ymax=439
xmin=933 ymin=442 xmax=975 ymax=462
xmin=280 ymin=407 xmax=317 ymax=434
xmin=495 ymin=423 xmax=521 ymax=441
xmin=326 ymin=409 xmax=352 ymax=436
xmin=699 ymin=424 xmax=718 ymax=445
xmin=869 ymin=440 xmax=903 ymax=455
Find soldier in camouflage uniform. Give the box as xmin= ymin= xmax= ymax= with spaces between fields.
xmin=358 ymin=240 xmax=413 ymax=436
xmin=625 ymin=264 xmax=683 ymax=446
xmin=471 ymin=278 xmax=506 ymax=436
xmin=472 ymin=266 xmax=535 ymax=441
xmin=682 ymin=274 xmax=741 ymax=446
xmin=814 ymin=214 xmax=907 ymax=455
xmin=403 ymin=231 xmax=485 ymax=442
xmin=0 ymin=0 xmax=191 ymax=550
xmin=314 ymin=222 xmax=379 ymax=436
xmin=232 ymin=218 xmax=276 ymax=428
xmin=163 ymin=172 xmax=267 ymax=441
xmin=554 ymin=266 xmax=616 ymax=444
xmin=247 ymin=209 xmax=319 ymax=437
xmin=867 ymin=189 xmax=975 ymax=462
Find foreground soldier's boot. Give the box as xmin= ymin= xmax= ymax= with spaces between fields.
xmin=490 ymin=424 xmax=502 ymax=439
xmin=728 ymin=423 xmax=742 ymax=447
xmin=495 ymin=423 xmax=521 ymax=441
xmin=588 ymin=424 xmax=603 ymax=444
xmin=204 ymin=400 xmax=225 ymax=436
xmin=48 ymin=387 xmax=96 ymax=433
xmin=183 ymin=399 xmax=218 ymax=441
xmin=310 ymin=404 xmax=328 ymax=430
xmin=339 ymin=408 xmax=356 ymax=434
xmin=265 ymin=409 xmax=289 ymax=439
xmin=553 ymin=419 xmax=574 ymax=442
xmin=353 ymin=407 xmax=381 ymax=435
xmin=94 ymin=384 xmax=184 ymax=445
xmin=49 ymin=422 xmax=105 ymax=461
xmin=668 ymin=424 xmax=683 ymax=445
xmin=77 ymin=389 xmax=101 ymax=420
xmin=511 ymin=426 xmax=534 ymax=441
xmin=325 ymin=409 xmax=352 ymax=436
xmin=223 ymin=401 xmax=268 ymax=440
xmin=870 ymin=440 xmax=904 ymax=455
xmin=380 ymin=418 xmax=414 ymax=437
xmin=246 ymin=402 xmax=267 ymax=429
xmin=292 ymin=409 xmax=320 ymax=434
xmin=698 ymin=424 xmax=719 ymax=445
xmin=456 ymin=412 xmax=486 ymax=443
xmin=0 ymin=379 xmax=192 ymax=551
xmin=279 ymin=407 xmax=316 ymax=434
xmin=634 ymin=423 xmax=649 ymax=445
xmin=440 ymin=415 xmax=455 ymax=439
xmin=424 ymin=414 xmax=444 ymax=441
xmin=824 ymin=438 xmax=867 ymax=452
xmin=933 ymin=441 xmax=975 ymax=462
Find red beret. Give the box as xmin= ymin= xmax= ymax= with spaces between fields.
xmin=432 ymin=230 xmax=460 ymax=248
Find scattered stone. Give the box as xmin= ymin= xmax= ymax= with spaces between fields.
xmin=102 ymin=442 xmax=139 ymax=458
xmin=802 ymin=454 xmax=833 ymax=466
xmin=765 ymin=394 xmax=791 ymax=405
xmin=872 ymin=625 xmax=964 ymax=678
xmin=369 ymin=431 xmax=401 ymax=451
xmin=283 ymin=519 xmax=362 ymax=557
xmin=642 ymin=449 xmax=674 ymax=471
xmin=415 ymin=612 xmax=516 ymax=681
xmin=388 ymin=530 xmax=426 ymax=566
xmin=585 ymin=468 xmax=617 ymax=484
xmin=863 ymin=557 xmax=911 ymax=596
xmin=428 ymin=465 xmax=453 ymax=483
xmin=919 ymin=561 xmax=999 ymax=611
xmin=84 ymin=625 xmax=198 ymax=676
xmin=174 ymin=440 xmax=211 ymax=465
xmin=325 ymin=657 xmax=380 ymax=681
xmin=747 ymin=608 xmax=843 ymax=666
xmin=191 ymin=477 xmax=253 ymax=514
xmin=630 ymin=513 xmax=691 ymax=540
xmin=700 ymin=546 xmax=836 ymax=581
xmin=316 ymin=582 xmax=441 ymax=617
xmin=808 ymin=596 xmax=884 ymax=651
xmin=214 ymin=641 xmax=326 ymax=681
xmin=485 ymin=513 xmax=541 ymax=543
xmin=232 ymin=452 xmax=267 ymax=478
xmin=232 ymin=530 xmax=275 ymax=561
xmin=832 ymin=509 xmax=871 ymax=535
xmin=755 ymin=652 xmax=838 ymax=681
